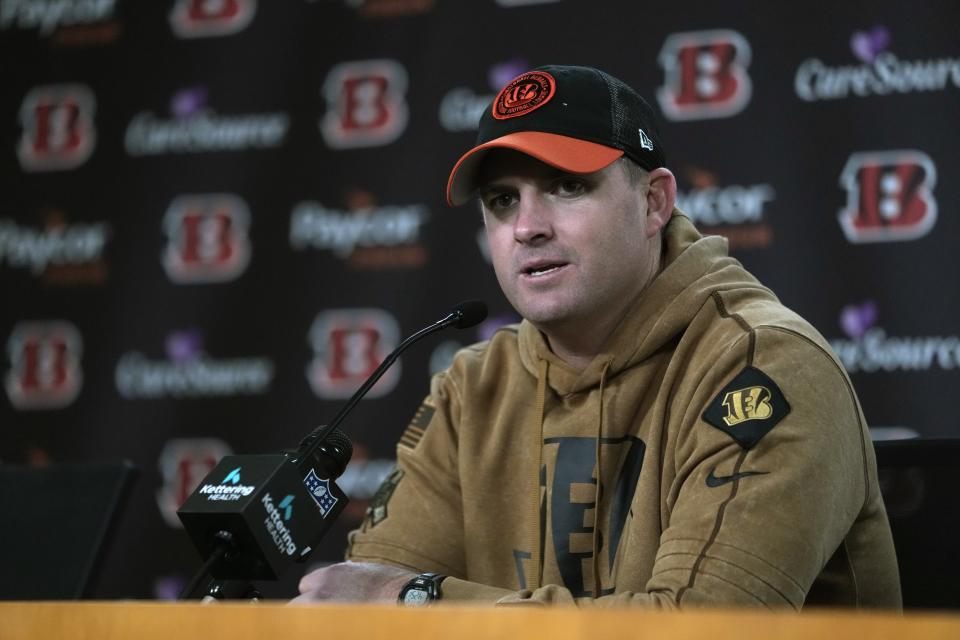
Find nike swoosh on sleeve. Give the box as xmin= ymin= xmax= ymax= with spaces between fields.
xmin=705 ymin=469 xmax=768 ymax=487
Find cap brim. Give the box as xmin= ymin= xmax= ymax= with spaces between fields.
xmin=446 ymin=132 xmax=624 ymax=206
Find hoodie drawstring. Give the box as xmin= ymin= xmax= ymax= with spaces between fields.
xmin=591 ymin=359 xmax=612 ymax=599
xmin=531 ymin=358 xmax=548 ymax=591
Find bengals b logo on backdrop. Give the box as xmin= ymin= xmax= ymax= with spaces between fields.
xmin=18 ymin=84 xmax=96 ymax=171
xmin=307 ymin=309 xmax=400 ymax=399
xmin=162 ymin=194 xmax=252 ymax=283
xmin=320 ymin=60 xmax=409 ymax=149
xmin=5 ymin=321 xmax=83 ymax=410
xmin=169 ymin=0 xmax=256 ymax=37
xmin=839 ymin=150 xmax=937 ymax=243
xmin=156 ymin=438 xmax=233 ymax=528
xmin=657 ymin=29 xmax=752 ymax=121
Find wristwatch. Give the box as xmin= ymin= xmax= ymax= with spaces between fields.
xmin=398 ymin=572 xmax=446 ymax=605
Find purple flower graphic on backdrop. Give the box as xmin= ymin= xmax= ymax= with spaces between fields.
xmin=170 ymin=86 xmax=209 ymax=118
xmin=489 ymin=59 xmax=530 ymax=91
xmin=477 ymin=314 xmax=520 ymax=341
xmin=839 ymin=301 xmax=878 ymax=339
xmin=165 ymin=329 xmax=204 ymax=363
xmin=154 ymin=576 xmax=186 ymax=601
xmin=850 ymin=26 xmax=891 ymax=64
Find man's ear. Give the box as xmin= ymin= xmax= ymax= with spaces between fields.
xmin=645 ymin=167 xmax=676 ymax=238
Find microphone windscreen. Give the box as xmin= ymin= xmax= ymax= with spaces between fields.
xmin=452 ymin=300 xmax=488 ymax=329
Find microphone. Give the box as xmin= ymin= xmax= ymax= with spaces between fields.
xmin=176 ymin=300 xmax=487 ymax=595
xmin=298 ymin=299 xmax=487 ymax=460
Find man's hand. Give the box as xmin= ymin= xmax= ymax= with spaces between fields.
xmin=290 ymin=561 xmax=416 ymax=604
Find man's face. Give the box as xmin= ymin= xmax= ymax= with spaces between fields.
xmin=478 ymin=150 xmax=659 ymax=337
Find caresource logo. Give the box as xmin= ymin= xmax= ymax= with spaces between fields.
xmin=657 ymin=29 xmax=752 ymax=121
xmin=125 ymin=86 xmax=289 ymax=156
xmin=115 ymin=328 xmax=274 ymax=399
xmin=320 ymin=59 xmax=409 ymax=149
xmin=307 ymin=308 xmax=400 ymax=399
xmin=831 ymin=301 xmax=960 ymax=373
xmin=428 ymin=314 xmax=518 ymax=376
xmin=289 ymin=191 xmax=429 ymax=269
xmin=838 ymin=150 xmax=936 ymax=244
xmin=169 ymin=0 xmax=256 ymax=38
xmin=5 ymin=320 xmax=82 ymax=410
xmin=795 ymin=26 xmax=960 ymax=102
xmin=439 ymin=58 xmax=530 ymax=132
xmin=162 ymin=194 xmax=252 ymax=283
xmin=18 ymin=84 xmax=96 ymax=171
xmin=156 ymin=437 xmax=232 ymax=528
xmin=675 ymin=166 xmax=775 ymax=250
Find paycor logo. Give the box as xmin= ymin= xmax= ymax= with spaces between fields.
xmin=0 ymin=0 xmax=117 ymax=34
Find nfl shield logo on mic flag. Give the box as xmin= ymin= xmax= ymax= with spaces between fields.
xmin=304 ymin=469 xmax=339 ymax=517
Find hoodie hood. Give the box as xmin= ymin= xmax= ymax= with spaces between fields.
xmin=517 ymin=210 xmax=773 ymax=396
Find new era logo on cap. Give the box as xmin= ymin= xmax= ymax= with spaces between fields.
xmin=639 ymin=128 xmax=654 ymax=151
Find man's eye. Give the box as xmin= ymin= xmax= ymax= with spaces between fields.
xmin=556 ymin=179 xmax=585 ymax=196
xmin=487 ymin=193 xmax=515 ymax=209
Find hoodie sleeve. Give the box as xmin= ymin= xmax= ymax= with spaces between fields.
xmin=647 ymin=326 xmax=878 ymax=609
xmin=345 ymin=369 xmax=468 ymax=578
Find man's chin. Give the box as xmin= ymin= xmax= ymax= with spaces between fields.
xmin=517 ymin=306 xmax=578 ymax=332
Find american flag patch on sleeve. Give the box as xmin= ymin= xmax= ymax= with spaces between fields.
xmin=399 ymin=399 xmax=435 ymax=450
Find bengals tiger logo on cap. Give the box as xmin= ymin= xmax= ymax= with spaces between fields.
xmin=492 ymin=70 xmax=556 ymax=120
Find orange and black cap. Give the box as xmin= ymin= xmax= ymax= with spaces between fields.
xmin=446 ymin=65 xmax=667 ymax=206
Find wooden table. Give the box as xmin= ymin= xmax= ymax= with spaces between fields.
xmin=2 ymin=602 xmax=959 ymax=640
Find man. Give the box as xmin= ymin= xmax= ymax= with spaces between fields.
xmin=293 ymin=65 xmax=901 ymax=608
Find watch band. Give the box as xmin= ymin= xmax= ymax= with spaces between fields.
xmin=398 ymin=572 xmax=446 ymax=605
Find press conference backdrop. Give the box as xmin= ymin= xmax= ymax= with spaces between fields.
xmin=1 ymin=0 xmax=957 ymax=598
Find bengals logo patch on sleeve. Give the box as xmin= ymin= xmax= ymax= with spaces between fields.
xmin=398 ymin=399 xmax=435 ymax=450
xmin=702 ymin=366 xmax=790 ymax=449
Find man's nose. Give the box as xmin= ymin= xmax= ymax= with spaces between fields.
xmin=513 ymin=195 xmax=554 ymax=245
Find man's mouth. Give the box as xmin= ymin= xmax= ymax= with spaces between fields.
xmin=522 ymin=262 xmax=568 ymax=277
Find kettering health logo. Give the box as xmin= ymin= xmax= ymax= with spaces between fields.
xmin=831 ymin=301 xmax=960 ymax=373
xmin=197 ymin=466 xmax=255 ymax=502
xmin=115 ymin=329 xmax=273 ymax=399
xmin=795 ymin=25 xmax=960 ymax=102
xmin=125 ymin=86 xmax=288 ymax=156
xmin=262 ymin=493 xmax=297 ymax=556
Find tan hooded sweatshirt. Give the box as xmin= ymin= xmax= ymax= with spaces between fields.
xmin=347 ymin=213 xmax=901 ymax=609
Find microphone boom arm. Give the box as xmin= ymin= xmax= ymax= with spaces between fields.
xmin=296 ymin=309 xmax=465 ymax=466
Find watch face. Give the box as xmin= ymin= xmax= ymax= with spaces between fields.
xmin=403 ymin=588 xmax=430 ymax=605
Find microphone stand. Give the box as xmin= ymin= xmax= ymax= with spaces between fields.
xmin=177 ymin=301 xmax=486 ymax=601
xmin=294 ymin=305 xmax=475 ymax=465
xmin=180 ymin=533 xmax=262 ymax=600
